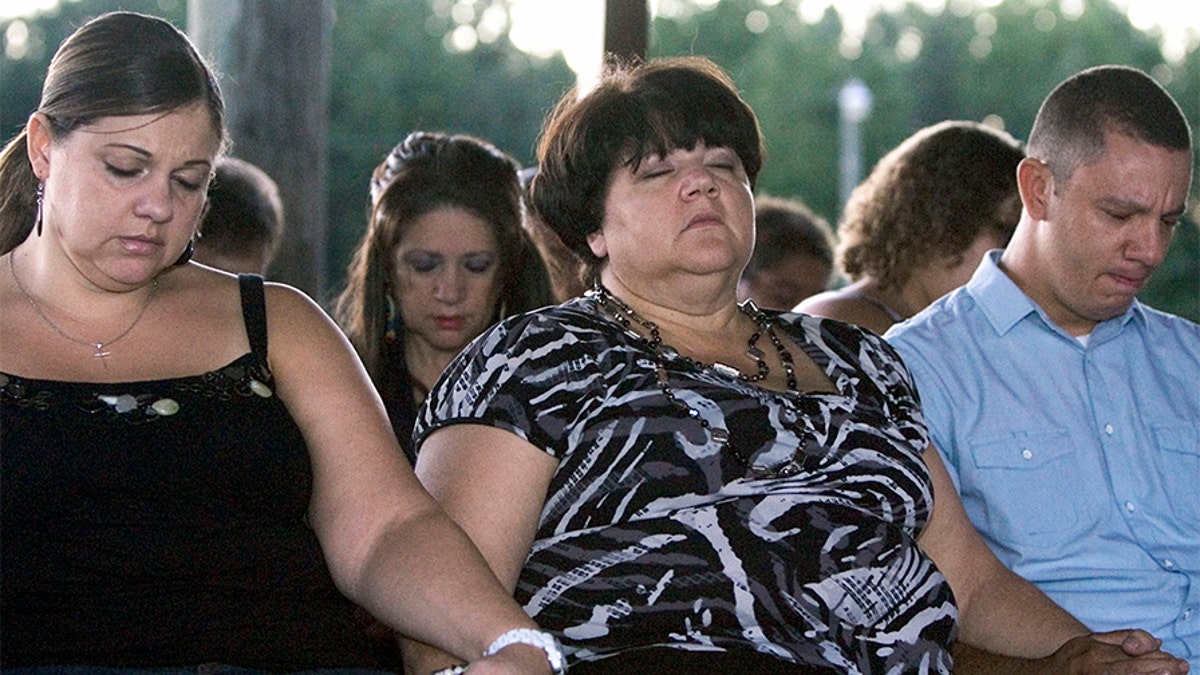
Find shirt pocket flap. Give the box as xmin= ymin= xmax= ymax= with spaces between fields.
xmin=970 ymin=429 xmax=1072 ymax=469
xmin=1153 ymin=425 xmax=1199 ymax=458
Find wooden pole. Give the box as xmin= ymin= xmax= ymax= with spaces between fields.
xmin=188 ymin=0 xmax=333 ymax=297
xmin=604 ymin=0 xmax=648 ymax=61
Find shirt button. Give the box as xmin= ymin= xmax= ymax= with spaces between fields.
xmin=1183 ymin=608 xmax=1194 ymax=621
xmin=1021 ymin=449 xmax=1033 ymax=460
xmin=1125 ymin=501 xmax=1136 ymax=512
xmin=1163 ymin=559 xmax=1175 ymax=569
xmin=1104 ymin=424 xmax=1114 ymax=435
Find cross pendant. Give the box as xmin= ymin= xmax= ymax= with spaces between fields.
xmin=93 ymin=343 xmax=112 ymax=363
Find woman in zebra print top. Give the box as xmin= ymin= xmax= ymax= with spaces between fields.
xmin=404 ymin=56 xmax=1165 ymax=674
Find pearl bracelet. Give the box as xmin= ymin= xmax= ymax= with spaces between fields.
xmin=483 ymin=628 xmax=567 ymax=674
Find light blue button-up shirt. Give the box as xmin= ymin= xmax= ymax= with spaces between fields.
xmin=886 ymin=250 xmax=1199 ymax=665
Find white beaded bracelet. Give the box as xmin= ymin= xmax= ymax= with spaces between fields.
xmin=483 ymin=628 xmax=567 ymax=674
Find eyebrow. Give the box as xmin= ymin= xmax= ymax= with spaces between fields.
xmin=1097 ymin=195 xmax=1188 ymax=219
xmin=103 ymin=143 xmax=213 ymax=170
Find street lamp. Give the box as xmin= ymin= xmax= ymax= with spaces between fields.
xmin=838 ymin=78 xmax=873 ymax=213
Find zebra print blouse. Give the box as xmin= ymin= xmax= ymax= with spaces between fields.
xmin=414 ymin=297 xmax=957 ymax=673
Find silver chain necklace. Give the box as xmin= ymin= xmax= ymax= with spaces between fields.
xmin=9 ymin=254 xmax=158 ymax=368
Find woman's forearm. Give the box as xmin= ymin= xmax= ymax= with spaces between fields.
xmin=955 ymin=564 xmax=1087 ymax=657
xmin=346 ymin=508 xmax=538 ymax=665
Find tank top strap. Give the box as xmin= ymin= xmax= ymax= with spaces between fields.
xmin=238 ymin=273 xmax=269 ymax=360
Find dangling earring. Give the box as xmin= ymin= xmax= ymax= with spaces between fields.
xmin=34 ymin=182 xmax=45 ymax=237
xmin=385 ymin=294 xmax=399 ymax=340
xmin=173 ymin=235 xmax=195 ymax=266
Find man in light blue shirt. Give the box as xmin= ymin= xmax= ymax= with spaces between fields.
xmin=887 ymin=65 xmax=1198 ymax=669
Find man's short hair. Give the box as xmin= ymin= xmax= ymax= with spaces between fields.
xmin=198 ymin=157 xmax=284 ymax=260
xmin=1027 ymin=65 xmax=1192 ymax=184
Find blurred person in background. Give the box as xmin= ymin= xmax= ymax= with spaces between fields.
xmin=193 ymin=156 xmax=284 ymax=275
xmin=798 ymin=120 xmax=1024 ymax=334
xmin=736 ymin=193 xmax=835 ymax=310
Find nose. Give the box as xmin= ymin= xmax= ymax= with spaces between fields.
xmin=133 ymin=178 xmax=174 ymax=223
xmin=432 ymin=267 xmax=466 ymax=304
xmin=1125 ymin=216 xmax=1171 ymax=268
xmin=681 ymin=166 xmax=720 ymax=200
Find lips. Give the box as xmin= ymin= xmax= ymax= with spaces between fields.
xmin=686 ymin=211 xmax=723 ymax=228
xmin=118 ymin=236 xmax=164 ymax=255
xmin=1107 ymin=270 xmax=1150 ymax=292
xmin=434 ymin=316 xmax=466 ymax=331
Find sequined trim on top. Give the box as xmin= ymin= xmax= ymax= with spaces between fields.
xmin=0 ymin=356 xmax=274 ymax=425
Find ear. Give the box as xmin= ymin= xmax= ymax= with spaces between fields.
xmin=25 ymin=113 xmax=54 ymax=181
xmin=1016 ymin=157 xmax=1053 ymax=222
xmin=586 ymin=228 xmax=607 ymax=260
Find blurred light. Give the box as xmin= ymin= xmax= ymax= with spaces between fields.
xmin=974 ymin=12 xmax=997 ymax=36
xmin=1033 ymin=9 xmax=1056 ymax=32
xmin=451 ymin=1 xmax=476 ymax=25
xmin=746 ymin=10 xmax=770 ymax=33
xmin=5 ymin=20 xmax=29 ymax=61
xmin=445 ymin=24 xmax=478 ymax=52
xmin=896 ymin=28 xmax=923 ymax=61
xmin=969 ymin=34 xmax=992 ymax=58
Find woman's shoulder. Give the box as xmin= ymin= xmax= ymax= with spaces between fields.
xmin=794 ymin=289 xmax=898 ymax=336
xmin=447 ymin=297 xmax=631 ymax=384
xmin=483 ymin=297 xmax=616 ymax=347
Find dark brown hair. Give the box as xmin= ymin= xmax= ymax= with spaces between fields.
xmin=745 ymin=195 xmax=834 ymax=281
xmin=0 ymin=11 xmax=226 ymax=253
xmin=197 ymin=157 xmax=284 ymax=261
xmin=1027 ymin=65 xmax=1192 ymax=185
xmin=334 ymin=131 xmax=551 ymax=385
xmin=529 ymin=56 xmax=764 ymax=282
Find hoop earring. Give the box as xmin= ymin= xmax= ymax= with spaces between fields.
xmin=35 ymin=182 xmax=44 ymax=237
xmin=173 ymin=236 xmax=195 ymax=266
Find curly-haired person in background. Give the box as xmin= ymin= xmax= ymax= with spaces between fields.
xmin=798 ymin=120 xmax=1025 ymax=334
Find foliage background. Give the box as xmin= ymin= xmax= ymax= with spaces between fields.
xmin=2 ymin=0 xmax=1197 ymax=320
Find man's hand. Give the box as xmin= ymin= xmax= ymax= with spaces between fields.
xmin=1030 ymin=630 xmax=1190 ymax=674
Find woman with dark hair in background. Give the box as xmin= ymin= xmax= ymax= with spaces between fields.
xmin=335 ymin=131 xmax=552 ymax=463
xmin=736 ymin=193 xmax=835 ymax=310
xmin=193 ymin=156 xmax=285 ymax=275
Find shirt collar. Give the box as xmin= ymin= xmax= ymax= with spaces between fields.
xmin=967 ymin=249 xmax=1145 ymax=340
xmin=968 ymin=250 xmax=1037 ymax=336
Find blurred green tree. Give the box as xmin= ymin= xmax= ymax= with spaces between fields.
xmin=1 ymin=0 xmax=1195 ymax=318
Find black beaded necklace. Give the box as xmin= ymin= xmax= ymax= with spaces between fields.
xmin=589 ymin=284 xmax=811 ymax=478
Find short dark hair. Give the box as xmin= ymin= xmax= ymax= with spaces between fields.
xmin=745 ymin=195 xmax=834 ymax=280
xmin=0 ymin=11 xmax=225 ymax=253
xmin=197 ymin=157 xmax=284 ymax=260
xmin=1027 ymin=65 xmax=1192 ymax=184
xmin=837 ymin=120 xmax=1025 ymax=288
xmin=530 ymin=56 xmax=764 ymax=281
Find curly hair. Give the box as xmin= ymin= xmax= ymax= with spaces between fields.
xmin=836 ymin=120 xmax=1024 ymax=289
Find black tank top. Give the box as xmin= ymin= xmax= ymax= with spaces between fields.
xmin=1 ymin=275 xmax=382 ymax=670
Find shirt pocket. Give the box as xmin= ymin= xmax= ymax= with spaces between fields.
xmin=1151 ymin=425 xmax=1200 ymax=528
xmin=967 ymin=429 xmax=1089 ymax=548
